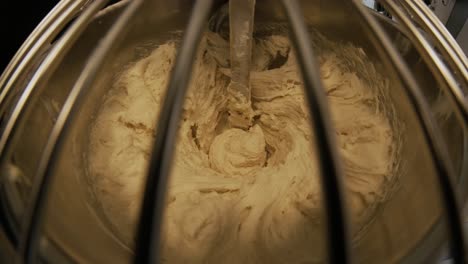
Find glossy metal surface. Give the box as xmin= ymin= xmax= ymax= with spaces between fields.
xmin=345 ymin=1 xmax=465 ymax=262
xmin=403 ymin=0 xmax=468 ymax=72
xmin=134 ymin=0 xmax=214 ymax=262
xmin=377 ymin=1 xmax=467 ymax=261
xmin=0 ymin=0 xmax=108 ymax=254
xmin=280 ymin=0 xmax=351 ymax=262
xmin=0 ymin=0 xmax=466 ymax=263
xmin=391 ymin=0 xmax=468 ymax=126
xmin=0 ymin=0 xmax=90 ymax=113
xmin=7 ymin=0 xmax=145 ymax=263
xmin=17 ymin=1 xmax=114 ymax=262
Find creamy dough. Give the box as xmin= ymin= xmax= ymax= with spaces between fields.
xmin=88 ymin=31 xmax=398 ymax=263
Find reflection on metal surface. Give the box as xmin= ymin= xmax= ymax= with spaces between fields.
xmin=0 ymin=0 xmax=466 ymax=263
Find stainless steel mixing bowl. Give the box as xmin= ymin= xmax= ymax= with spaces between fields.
xmin=0 ymin=0 xmax=466 ymax=263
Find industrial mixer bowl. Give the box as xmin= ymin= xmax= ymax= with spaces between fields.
xmin=0 ymin=0 xmax=466 ymax=263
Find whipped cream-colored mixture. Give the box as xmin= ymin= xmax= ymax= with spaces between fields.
xmin=87 ymin=31 xmax=398 ymax=263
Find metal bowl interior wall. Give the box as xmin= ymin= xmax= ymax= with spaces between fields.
xmin=0 ymin=0 xmax=465 ymax=263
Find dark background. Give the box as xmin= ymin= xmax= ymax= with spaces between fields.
xmin=0 ymin=1 xmax=60 ymax=72
xmin=0 ymin=1 xmax=463 ymax=73
xmin=0 ymin=0 xmax=125 ymax=73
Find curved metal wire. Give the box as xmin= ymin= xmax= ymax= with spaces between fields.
xmin=403 ymin=0 xmax=468 ymax=72
xmin=376 ymin=2 xmax=467 ymax=262
xmin=0 ymin=0 xmax=70 ymax=92
xmin=279 ymin=0 xmax=351 ymax=263
xmin=0 ymin=0 xmax=108 ymax=256
xmin=19 ymin=0 xmax=144 ymax=261
xmin=380 ymin=0 xmax=467 ymax=126
xmin=133 ymin=0 xmax=214 ymax=263
xmin=0 ymin=0 xmax=106 ymax=163
xmin=19 ymin=0 xmax=144 ymax=259
xmin=0 ymin=0 xmax=90 ymax=110
xmin=347 ymin=0 xmax=466 ymax=263
xmin=15 ymin=0 xmax=118 ymax=262
xmin=1 ymin=0 xmax=464 ymax=263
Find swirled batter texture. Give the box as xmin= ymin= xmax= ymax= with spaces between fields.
xmin=88 ymin=32 xmax=398 ymax=263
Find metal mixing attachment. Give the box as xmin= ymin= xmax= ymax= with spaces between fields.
xmin=227 ymin=0 xmax=255 ymax=129
xmin=0 ymin=0 xmax=467 ymax=263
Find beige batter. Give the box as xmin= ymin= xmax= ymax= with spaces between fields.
xmin=88 ymin=31 xmax=398 ymax=263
